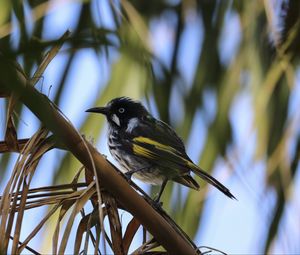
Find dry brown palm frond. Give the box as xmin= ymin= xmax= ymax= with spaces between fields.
xmin=123 ymin=217 xmax=141 ymax=254
xmin=0 ymin=138 xmax=30 ymax=153
xmin=0 ymin=131 xmax=98 ymax=254
xmin=132 ymin=238 xmax=162 ymax=254
xmin=0 ymin=126 xmax=201 ymax=254
xmin=0 ymin=127 xmax=193 ymax=254
xmin=0 ymin=128 xmax=52 ymax=253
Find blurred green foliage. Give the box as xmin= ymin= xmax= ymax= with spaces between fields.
xmin=1 ymin=0 xmax=300 ymax=253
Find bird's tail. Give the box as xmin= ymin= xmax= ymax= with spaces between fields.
xmin=188 ymin=162 xmax=236 ymax=199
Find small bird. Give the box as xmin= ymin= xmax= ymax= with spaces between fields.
xmin=86 ymin=97 xmax=235 ymax=201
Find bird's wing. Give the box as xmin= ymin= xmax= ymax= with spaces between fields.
xmin=131 ymin=136 xmax=236 ymax=199
xmin=123 ymin=116 xmax=192 ymax=175
xmin=125 ymin=116 xmax=236 ymax=199
xmin=129 ymin=116 xmax=188 ymax=157
xmin=132 ymin=136 xmax=187 ymax=165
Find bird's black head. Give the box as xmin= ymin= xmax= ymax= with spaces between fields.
xmin=86 ymin=97 xmax=149 ymax=129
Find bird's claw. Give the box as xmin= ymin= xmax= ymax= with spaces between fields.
xmin=153 ymin=199 xmax=163 ymax=210
xmin=152 ymin=194 xmax=163 ymax=209
xmin=124 ymin=172 xmax=132 ymax=181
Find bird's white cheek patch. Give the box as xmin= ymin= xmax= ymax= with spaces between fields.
xmin=126 ymin=117 xmax=139 ymax=132
xmin=112 ymin=114 xmax=120 ymax=126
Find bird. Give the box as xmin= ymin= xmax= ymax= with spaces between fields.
xmin=86 ymin=97 xmax=235 ymax=202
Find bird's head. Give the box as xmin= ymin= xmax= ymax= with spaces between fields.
xmin=86 ymin=97 xmax=149 ymax=129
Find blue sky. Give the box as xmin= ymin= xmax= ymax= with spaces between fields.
xmin=1 ymin=0 xmax=300 ymax=254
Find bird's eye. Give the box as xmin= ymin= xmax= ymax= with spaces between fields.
xmin=118 ymin=108 xmax=125 ymax=113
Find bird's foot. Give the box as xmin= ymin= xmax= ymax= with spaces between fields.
xmin=153 ymin=200 xmax=163 ymax=210
xmin=124 ymin=172 xmax=133 ymax=181
xmin=152 ymin=195 xmax=163 ymax=210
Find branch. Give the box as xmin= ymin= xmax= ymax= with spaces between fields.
xmin=0 ymin=139 xmax=29 ymax=153
xmin=0 ymin=55 xmax=198 ymax=255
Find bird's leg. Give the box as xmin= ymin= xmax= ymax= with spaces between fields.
xmin=124 ymin=166 xmax=150 ymax=180
xmin=153 ymin=179 xmax=168 ymax=208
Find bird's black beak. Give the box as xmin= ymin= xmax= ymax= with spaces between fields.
xmin=85 ymin=106 xmax=109 ymax=115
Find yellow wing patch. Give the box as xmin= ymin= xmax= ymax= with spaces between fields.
xmin=133 ymin=137 xmax=177 ymax=153
xmin=132 ymin=143 xmax=156 ymax=158
xmin=132 ymin=136 xmax=197 ymax=169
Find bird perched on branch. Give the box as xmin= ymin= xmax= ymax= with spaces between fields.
xmin=86 ymin=97 xmax=235 ymax=202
